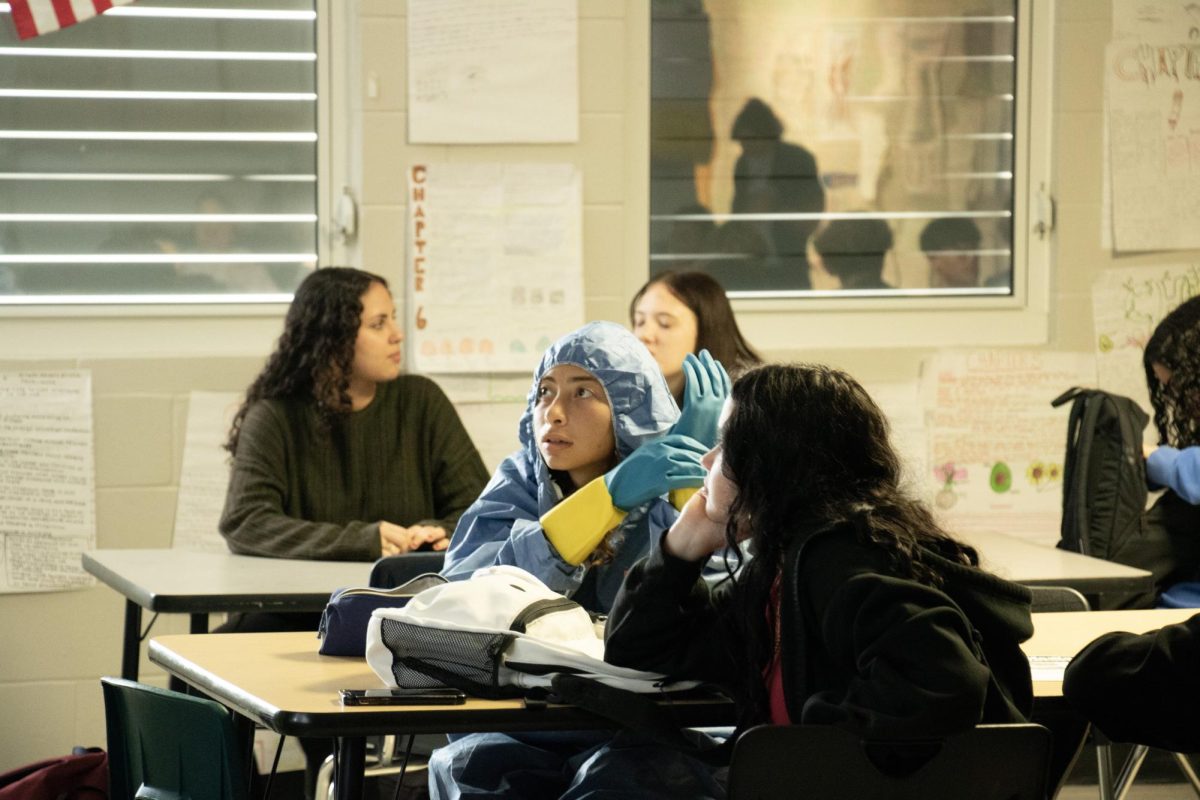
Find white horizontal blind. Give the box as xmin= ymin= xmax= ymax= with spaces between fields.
xmin=0 ymin=0 xmax=319 ymax=305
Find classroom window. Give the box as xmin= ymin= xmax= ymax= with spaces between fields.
xmin=0 ymin=0 xmax=322 ymax=306
xmin=650 ymin=0 xmax=1028 ymax=300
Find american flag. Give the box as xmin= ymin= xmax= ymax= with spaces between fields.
xmin=9 ymin=0 xmax=135 ymax=40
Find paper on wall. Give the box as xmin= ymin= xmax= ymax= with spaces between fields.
xmin=921 ymin=351 xmax=1096 ymax=547
xmin=0 ymin=370 xmax=95 ymax=593
xmin=407 ymin=162 xmax=584 ymax=374
xmin=172 ymin=392 xmax=240 ymax=552
xmin=407 ymin=0 xmax=578 ymax=144
xmin=1092 ymin=262 xmax=1200 ymax=421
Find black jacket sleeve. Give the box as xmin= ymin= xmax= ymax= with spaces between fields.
xmin=1063 ymin=613 xmax=1200 ymax=752
xmin=603 ymin=535 xmax=741 ymax=686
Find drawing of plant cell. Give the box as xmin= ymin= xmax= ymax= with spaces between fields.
xmin=1026 ymin=461 xmax=1063 ymax=490
xmin=510 ymin=340 xmax=526 ymax=352
xmin=989 ymin=462 xmax=1013 ymax=494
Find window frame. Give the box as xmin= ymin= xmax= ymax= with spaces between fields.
xmin=640 ymin=0 xmax=1055 ymax=350
xmin=0 ymin=0 xmax=347 ymax=324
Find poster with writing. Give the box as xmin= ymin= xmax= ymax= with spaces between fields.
xmin=407 ymin=0 xmax=577 ymax=143
xmin=1112 ymin=0 xmax=1200 ymax=40
xmin=407 ymin=162 xmax=584 ymax=374
xmin=1092 ymin=263 xmax=1200 ymax=418
xmin=862 ymin=380 xmax=927 ymax=496
xmin=1107 ymin=40 xmax=1200 ymax=251
xmin=172 ymin=392 xmax=239 ymax=553
xmin=922 ymin=351 xmax=1096 ymax=547
xmin=0 ymin=371 xmax=95 ymax=593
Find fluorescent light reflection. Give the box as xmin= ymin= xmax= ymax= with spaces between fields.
xmin=0 ymin=294 xmax=296 ymax=305
xmin=654 ymin=210 xmax=1013 ymax=222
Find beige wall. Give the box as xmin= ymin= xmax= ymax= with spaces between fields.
xmin=0 ymin=0 xmax=1191 ymax=770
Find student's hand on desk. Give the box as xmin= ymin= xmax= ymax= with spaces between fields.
xmin=663 ymin=489 xmax=728 ymax=562
xmin=379 ymin=522 xmax=450 ymax=556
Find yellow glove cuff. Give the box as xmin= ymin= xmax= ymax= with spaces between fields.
xmin=541 ymin=476 xmax=628 ymax=566
xmin=669 ymin=487 xmax=699 ymax=511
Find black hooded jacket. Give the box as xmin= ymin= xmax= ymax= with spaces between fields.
xmin=605 ymin=520 xmax=1033 ymax=738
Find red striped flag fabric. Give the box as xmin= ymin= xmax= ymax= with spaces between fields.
xmin=9 ymin=0 xmax=135 ymax=40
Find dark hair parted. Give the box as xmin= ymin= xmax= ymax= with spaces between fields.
xmin=919 ymin=217 xmax=982 ymax=253
xmin=718 ymin=363 xmax=977 ymax=723
xmin=1145 ymin=295 xmax=1200 ymax=447
xmin=225 ymin=267 xmax=386 ymax=454
xmin=630 ymin=271 xmax=763 ymax=376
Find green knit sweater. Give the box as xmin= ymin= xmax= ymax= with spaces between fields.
xmin=219 ymin=375 xmax=489 ymax=561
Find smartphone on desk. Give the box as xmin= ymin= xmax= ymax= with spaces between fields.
xmin=340 ymin=687 xmax=467 ymax=706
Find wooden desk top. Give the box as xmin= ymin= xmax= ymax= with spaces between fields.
xmin=83 ymin=549 xmax=373 ymax=613
xmin=148 ymin=632 xmax=736 ymax=738
xmin=957 ymin=530 xmax=1152 ymax=594
xmin=1026 ymin=608 xmax=1197 ymax=698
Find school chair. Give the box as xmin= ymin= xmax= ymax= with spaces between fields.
xmin=368 ymin=550 xmax=446 ymax=588
xmin=101 ymin=676 xmax=250 ymax=800
xmin=726 ymin=723 xmax=1051 ymax=799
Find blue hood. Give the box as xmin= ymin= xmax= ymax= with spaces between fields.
xmin=517 ymin=321 xmax=680 ymax=484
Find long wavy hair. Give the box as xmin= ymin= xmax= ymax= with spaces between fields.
xmin=630 ymin=271 xmax=764 ymax=377
xmin=225 ymin=267 xmax=385 ymax=454
xmin=1144 ymin=295 xmax=1200 ymax=447
xmin=717 ymin=364 xmax=976 ymax=723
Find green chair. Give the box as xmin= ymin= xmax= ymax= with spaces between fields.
xmin=101 ymin=677 xmax=249 ymax=800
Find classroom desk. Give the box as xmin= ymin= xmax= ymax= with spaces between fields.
xmin=83 ymin=549 xmax=371 ymax=681
xmin=148 ymin=631 xmax=738 ymax=800
xmin=957 ymin=529 xmax=1153 ymax=598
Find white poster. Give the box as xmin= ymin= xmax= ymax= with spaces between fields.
xmin=1107 ymin=39 xmax=1200 ymax=252
xmin=922 ymin=351 xmax=1096 ymax=547
xmin=407 ymin=162 xmax=584 ymax=374
xmin=407 ymin=0 xmax=578 ymax=144
xmin=172 ymin=392 xmax=240 ymax=553
xmin=1092 ymin=263 xmax=1200 ymax=419
xmin=0 ymin=371 xmax=95 ymax=593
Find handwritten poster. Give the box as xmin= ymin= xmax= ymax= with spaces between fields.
xmin=1107 ymin=39 xmax=1200 ymax=251
xmin=172 ymin=392 xmax=239 ymax=553
xmin=407 ymin=162 xmax=584 ymax=373
xmin=0 ymin=371 xmax=95 ymax=593
xmin=922 ymin=351 xmax=1096 ymax=547
xmin=1092 ymin=263 xmax=1200 ymax=417
xmin=862 ymin=380 xmax=927 ymax=496
xmin=407 ymin=0 xmax=578 ymax=143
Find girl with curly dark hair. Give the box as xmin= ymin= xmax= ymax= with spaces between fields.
xmin=607 ymin=363 xmax=1034 ymax=746
xmin=630 ymin=270 xmax=762 ymax=405
xmin=220 ymin=267 xmax=488 ymax=567
xmin=1145 ymin=295 xmax=1200 ymax=501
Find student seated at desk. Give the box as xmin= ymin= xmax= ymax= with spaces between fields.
xmin=606 ymin=365 xmax=1033 ymax=761
xmin=630 ymin=270 xmax=762 ymax=407
xmin=431 ymin=322 xmax=726 ymax=799
xmin=219 ymin=267 xmax=489 ymax=628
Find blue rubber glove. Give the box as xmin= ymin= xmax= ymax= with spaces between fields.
xmin=670 ymin=350 xmax=731 ymax=449
xmin=604 ymin=434 xmax=709 ymax=511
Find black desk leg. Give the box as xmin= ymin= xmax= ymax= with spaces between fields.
xmin=121 ymin=600 xmax=142 ymax=681
xmin=335 ymin=737 xmax=366 ymax=800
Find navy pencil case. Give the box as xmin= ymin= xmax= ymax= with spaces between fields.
xmin=318 ymin=573 xmax=447 ymax=656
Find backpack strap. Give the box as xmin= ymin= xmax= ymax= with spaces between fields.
xmin=548 ymin=674 xmax=736 ymax=764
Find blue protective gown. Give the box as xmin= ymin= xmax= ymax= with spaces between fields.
xmin=442 ymin=321 xmax=681 ymax=612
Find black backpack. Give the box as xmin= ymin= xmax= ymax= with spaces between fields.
xmin=1052 ymin=387 xmax=1148 ymax=559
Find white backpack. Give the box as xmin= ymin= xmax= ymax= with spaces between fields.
xmin=364 ymin=565 xmax=697 ymax=697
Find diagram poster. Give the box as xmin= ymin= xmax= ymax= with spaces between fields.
xmin=922 ymin=351 xmax=1096 ymax=546
xmin=1092 ymin=263 xmax=1200 ymax=418
xmin=0 ymin=371 xmax=95 ymax=593
xmin=407 ymin=162 xmax=583 ymax=374
xmin=172 ymin=392 xmax=240 ymax=553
